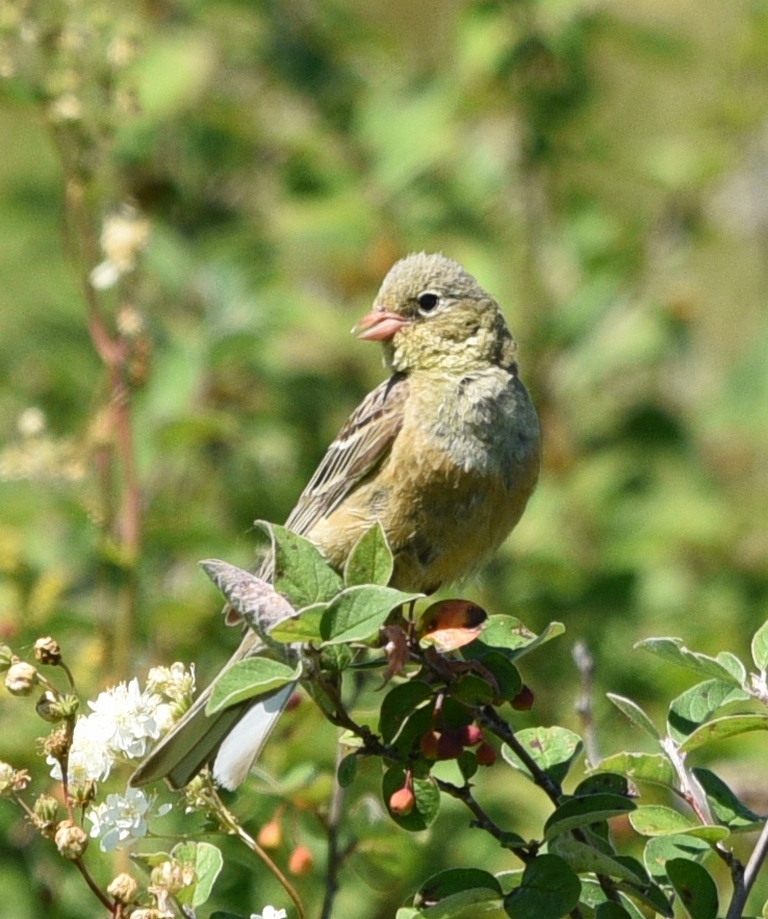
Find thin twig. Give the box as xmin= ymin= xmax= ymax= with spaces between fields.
xmin=320 ymin=746 xmax=350 ymax=919
xmin=726 ymin=818 xmax=768 ymax=919
xmin=572 ymin=640 xmax=600 ymax=765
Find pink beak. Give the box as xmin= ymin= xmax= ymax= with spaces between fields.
xmin=353 ymin=307 xmax=409 ymax=342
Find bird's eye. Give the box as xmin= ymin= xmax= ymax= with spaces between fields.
xmin=417 ymin=292 xmax=440 ymax=313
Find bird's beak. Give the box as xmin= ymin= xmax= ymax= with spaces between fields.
xmin=353 ymin=306 xmax=409 ymax=342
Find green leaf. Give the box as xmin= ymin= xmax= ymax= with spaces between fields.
xmin=678 ymin=713 xmax=768 ymax=753
xmin=630 ymin=805 xmax=696 ymax=836
xmin=257 ymin=520 xmax=343 ymax=609
xmin=379 ymin=680 xmax=434 ymax=744
xmin=502 ymin=726 xmax=583 ymax=785
xmin=644 ymin=834 xmax=710 ymax=883
xmin=320 ymin=585 xmax=421 ymax=644
xmin=752 ymin=618 xmax=768 ymax=671
xmin=579 ymin=880 xmax=645 ymax=919
xmin=206 ymin=659 xmax=301 ymax=714
xmin=337 ymin=753 xmax=358 ymax=788
xmin=548 ymin=834 xmax=645 ymax=883
xmin=617 ymin=879 xmax=673 ymax=918
xmin=383 ymin=766 xmax=440 ymax=831
xmin=692 ymin=767 xmax=765 ymax=831
xmin=268 ymin=602 xmax=326 ymax=643
xmin=414 ymin=868 xmax=502 ymax=906
xmin=595 ymin=903 xmax=634 ymax=919
xmin=544 ymin=794 xmax=636 ymax=840
xmin=503 ymin=854 xmax=580 ymax=919
xmin=606 ymin=694 xmax=661 ymax=741
xmin=668 ymin=679 xmax=750 ymax=743
xmin=666 ymin=858 xmax=718 ymax=919
xmin=450 ymin=673 xmax=495 ymax=705
xmin=171 ymin=841 xmax=223 ymax=908
xmin=629 ymin=806 xmax=729 ymax=843
xmin=590 ymin=752 xmax=676 ymax=789
xmin=420 ymin=888 xmax=503 ymax=918
xmin=476 ymin=652 xmax=523 ymax=701
xmin=636 ymin=638 xmax=744 ymax=687
xmin=344 ymin=522 xmax=394 ymax=587
xmin=468 ymin=616 xmax=564 ymax=662
xmin=574 ymin=773 xmax=635 ymax=798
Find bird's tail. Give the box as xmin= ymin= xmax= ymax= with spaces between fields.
xmin=130 ymin=682 xmax=295 ymax=790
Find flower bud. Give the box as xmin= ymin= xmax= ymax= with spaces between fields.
xmin=68 ymin=780 xmax=96 ymax=808
xmin=36 ymin=691 xmax=62 ymax=723
xmin=55 ymin=819 xmax=88 ymax=859
xmin=288 ymin=844 xmax=314 ymax=876
xmin=107 ymin=872 xmax=140 ymax=904
xmin=33 ymin=794 xmax=60 ymax=836
xmin=0 ymin=644 xmax=13 ymax=673
xmin=5 ymin=660 xmax=38 ymax=695
xmin=33 ymin=637 xmax=61 ymax=666
xmin=389 ymin=786 xmax=415 ymax=816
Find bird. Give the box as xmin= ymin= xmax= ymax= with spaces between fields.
xmin=131 ymin=252 xmax=541 ymax=790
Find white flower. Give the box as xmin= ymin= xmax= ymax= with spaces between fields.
xmin=48 ymin=714 xmax=113 ymax=783
xmin=87 ymin=678 xmax=164 ymax=760
xmin=89 ymin=205 xmax=150 ymax=290
xmin=251 ymin=908 xmax=287 ymax=919
xmin=86 ymin=787 xmax=171 ymax=852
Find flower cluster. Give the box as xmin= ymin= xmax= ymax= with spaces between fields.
xmin=87 ymin=787 xmax=171 ymax=852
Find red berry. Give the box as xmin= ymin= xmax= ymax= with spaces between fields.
xmin=288 ymin=845 xmax=314 ymax=875
xmin=459 ymin=724 xmax=483 ymax=747
xmin=511 ymin=685 xmax=534 ymax=711
xmin=257 ymin=817 xmax=282 ymax=849
xmin=389 ymin=787 xmax=415 ymax=816
xmin=476 ymin=742 xmax=497 ymax=766
xmin=419 ymin=730 xmax=440 ymax=760
xmin=436 ymin=731 xmax=463 ymax=760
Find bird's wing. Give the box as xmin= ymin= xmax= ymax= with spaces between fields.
xmin=284 ymin=373 xmax=408 ymax=537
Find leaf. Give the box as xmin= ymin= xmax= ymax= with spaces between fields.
xmin=548 ymin=834 xmax=645 ymax=884
xmin=606 ymin=694 xmax=661 ymax=741
xmin=420 ymin=889 xmax=503 ymax=918
xmin=337 ymin=753 xmax=358 ymax=788
xmin=666 ymin=858 xmax=718 ymax=919
xmin=643 ymin=834 xmax=710 ymax=883
xmin=595 ymin=903 xmax=634 ymax=919
xmin=344 ymin=522 xmax=393 ymax=587
xmin=256 ymin=520 xmax=343 ymax=609
xmin=188 ymin=841 xmax=224 ymax=909
xmin=502 ymin=726 xmax=583 ymax=785
xmin=170 ymin=841 xmax=223 ymax=908
xmin=667 ymin=679 xmax=750 ymax=743
xmin=503 ymin=854 xmax=580 ymax=919
xmin=414 ymin=868 xmax=502 ymax=906
xmin=678 ymin=713 xmax=768 ymax=753
xmin=590 ymin=752 xmax=676 ymax=790
xmin=267 ymin=602 xmax=326 ymax=643
xmin=544 ymin=793 xmax=636 ymax=840
xmin=616 ymin=879 xmax=673 ymax=918
xmin=630 ymin=805 xmax=696 ymax=836
xmin=478 ymin=652 xmax=523 ymax=701
xmin=467 ymin=616 xmax=564 ymax=661
xmin=629 ymin=806 xmax=729 ymax=843
xmin=579 ymin=880 xmax=645 ymax=919
xmin=206 ymin=658 xmax=301 ymax=714
xmin=320 ymin=585 xmax=422 ymax=644
xmin=752 ymin=618 xmax=768 ymax=672
xmin=379 ymin=680 xmax=434 ymax=744
xmin=574 ymin=773 xmax=636 ymax=798
xmin=383 ymin=766 xmax=440 ymax=831
xmin=636 ymin=638 xmax=744 ymax=687
xmin=692 ymin=767 xmax=764 ymax=831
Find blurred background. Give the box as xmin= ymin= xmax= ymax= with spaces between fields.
xmin=2 ymin=0 xmax=768 ymax=916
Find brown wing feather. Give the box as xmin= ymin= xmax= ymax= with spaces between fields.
xmin=284 ymin=373 xmax=408 ymax=537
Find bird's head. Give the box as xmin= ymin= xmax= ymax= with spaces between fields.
xmin=354 ymin=252 xmax=517 ymax=374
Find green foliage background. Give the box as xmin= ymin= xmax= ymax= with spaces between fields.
xmin=2 ymin=0 xmax=768 ymax=916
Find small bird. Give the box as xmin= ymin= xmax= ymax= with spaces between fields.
xmin=131 ymin=252 xmax=541 ymax=790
